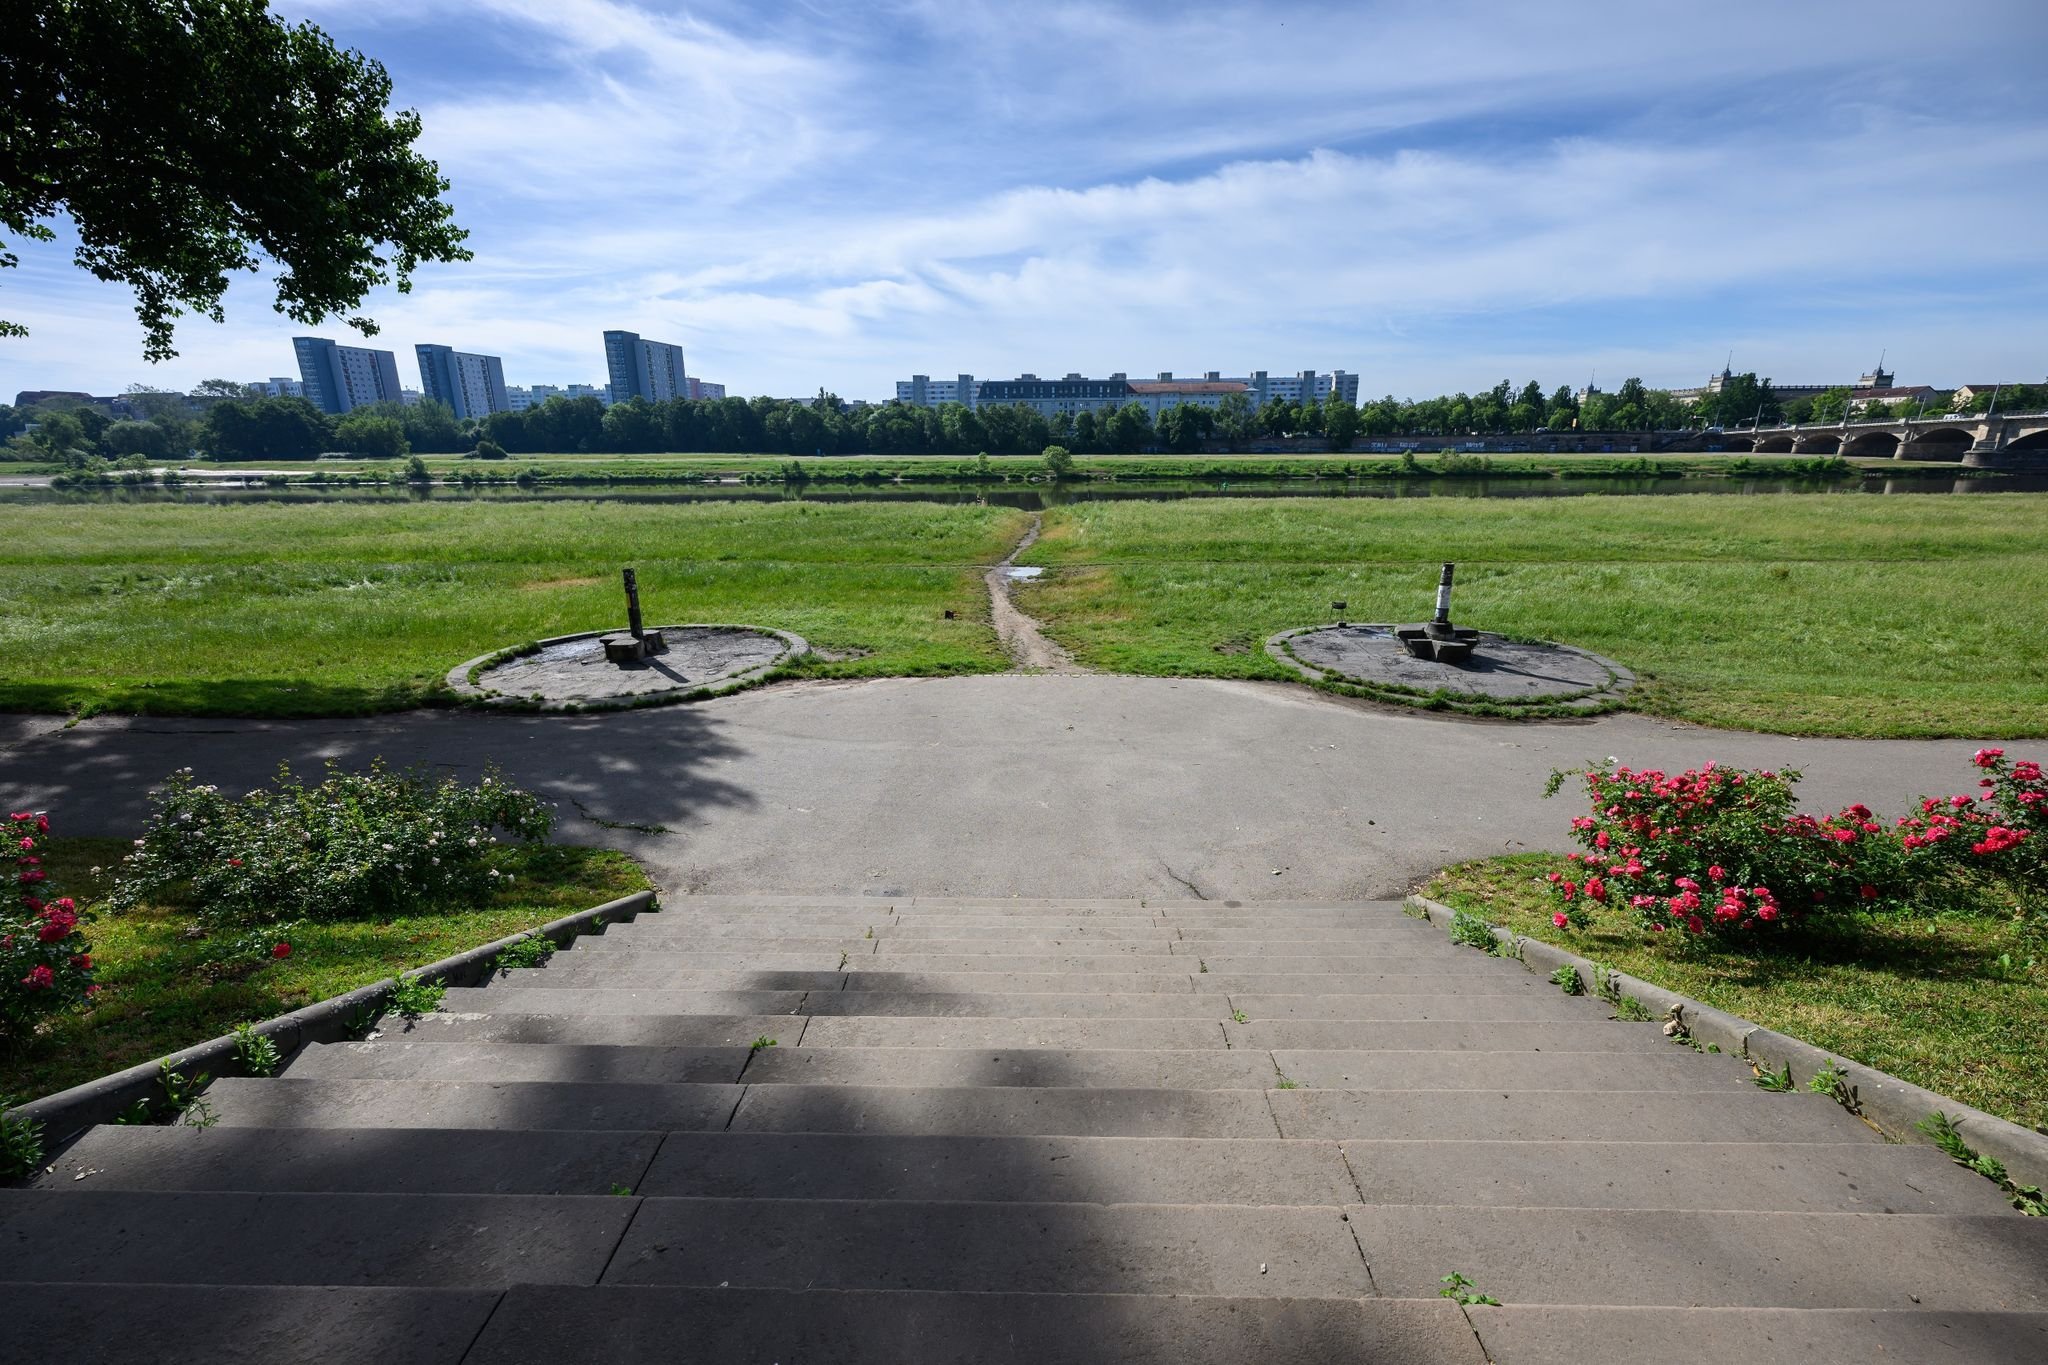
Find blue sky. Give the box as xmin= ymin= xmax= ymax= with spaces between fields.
xmin=7 ymin=0 xmax=2048 ymax=400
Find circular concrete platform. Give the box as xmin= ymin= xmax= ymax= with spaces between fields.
xmin=1268 ymin=624 xmax=1633 ymax=714
xmin=448 ymin=625 xmax=808 ymax=711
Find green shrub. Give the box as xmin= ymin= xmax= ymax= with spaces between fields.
xmin=109 ymin=761 xmax=551 ymax=928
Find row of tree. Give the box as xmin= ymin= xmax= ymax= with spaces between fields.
xmin=9 ymin=372 xmax=2035 ymax=465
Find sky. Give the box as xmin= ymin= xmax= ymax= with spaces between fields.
xmin=7 ymin=0 xmax=2048 ymax=401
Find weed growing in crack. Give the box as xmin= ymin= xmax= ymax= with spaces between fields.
xmin=1808 ymin=1058 xmax=1860 ymax=1113
xmin=388 ymin=973 xmax=446 ymax=1021
xmin=497 ymin=934 xmax=555 ymax=971
xmin=751 ymin=1036 xmax=778 ymax=1052
xmin=1199 ymin=959 xmax=1209 ymax=973
xmin=1448 ymin=911 xmax=1497 ymax=952
xmin=1549 ymin=965 xmax=1583 ymax=996
xmin=1753 ymin=1061 xmax=1795 ymax=1092
xmin=1438 ymin=1271 xmax=1501 ymax=1307
xmin=0 ymin=1099 xmax=44 ymax=1178
xmin=231 ymin=1022 xmax=281 ymax=1077
xmin=838 ymin=950 xmax=850 ymax=969
xmin=1917 ymin=1111 xmax=2047 ymax=1215
xmin=1274 ymin=1076 xmax=1300 ymax=1090
xmin=1612 ymin=995 xmax=1654 ymax=1022
xmin=609 ymin=1183 xmax=634 ymax=1196
xmin=1230 ymin=1009 xmax=1249 ymax=1024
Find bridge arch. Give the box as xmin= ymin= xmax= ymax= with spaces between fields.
xmin=1793 ymin=434 xmax=1841 ymax=455
xmin=1755 ymin=434 xmax=1796 ymax=453
xmin=2006 ymin=428 xmax=2048 ymax=452
xmin=1842 ymin=430 xmax=1901 ymax=457
xmin=1718 ymin=435 xmax=1755 ymax=452
xmin=1900 ymin=427 xmax=1974 ymax=461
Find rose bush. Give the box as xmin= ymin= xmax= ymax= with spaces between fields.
xmin=108 ymin=761 xmax=552 ymax=928
xmin=3 ymin=811 xmax=96 ymax=1050
xmin=1541 ymin=752 xmax=2048 ymax=940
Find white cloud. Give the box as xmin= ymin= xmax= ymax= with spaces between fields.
xmin=7 ymin=0 xmax=2047 ymax=398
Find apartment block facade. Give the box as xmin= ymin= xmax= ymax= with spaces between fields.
xmin=292 ymin=337 xmax=404 ymax=415
xmin=415 ymin=344 xmax=511 ymax=420
xmin=603 ymin=329 xmax=688 ymax=404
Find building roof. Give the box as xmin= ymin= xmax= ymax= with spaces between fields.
xmin=1126 ymin=381 xmax=1248 ymax=395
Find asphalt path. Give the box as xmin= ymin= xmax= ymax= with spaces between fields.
xmin=0 ymin=676 xmax=1994 ymax=901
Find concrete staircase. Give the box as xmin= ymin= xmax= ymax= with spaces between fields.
xmin=7 ymin=896 xmax=2046 ymax=1363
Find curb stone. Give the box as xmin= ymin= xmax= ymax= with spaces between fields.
xmin=1406 ymin=893 xmax=2048 ymax=1193
xmin=3 ymin=890 xmax=657 ymax=1151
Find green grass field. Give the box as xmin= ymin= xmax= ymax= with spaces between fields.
xmin=0 ymin=499 xmax=1031 ymax=715
xmin=1425 ymin=853 xmax=2048 ymax=1132
xmin=2 ymin=839 xmax=652 ymax=1105
xmin=1016 ymin=494 xmax=2048 ymax=737
xmin=1 ymin=490 xmax=2043 ymax=736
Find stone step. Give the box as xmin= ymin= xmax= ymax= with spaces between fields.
xmin=1219 ymin=993 xmax=1596 ymax=1021
xmin=635 ymin=1133 xmax=1352 ymax=1203
xmin=614 ymin=934 xmax=1188 ymax=955
xmin=600 ymin=1198 xmax=1370 ymax=1297
xmin=533 ymin=948 xmax=852 ymax=970
xmin=728 ymin=1084 xmax=1281 ymax=1137
xmin=32 ymin=1124 xmax=665 ymax=1195
xmin=1 ymin=1284 xmax=505 ymax=1365
xmin=1270 ymin=1089 xmax=1877 ymax=1142
xmin=739 ymin=1047 xmax=1281 ymax=1089
xmin=438 ymin=986 xmax=811 ymax=1015
xmin=1352 ymin=1207 xmax=2048 ymax=1309
xmin=1226 ymin=1019 xmax=1674 ymax=1051
xmin=465 ymin=1286 xmax=1486 ymax=1364
xmin=417 ymin=1013 xmax=1230 ymax=1050
xmin=397 ymin=1012 xmax=803 ymax=1047
xmin=507 ymin=966 xmax=1201 ymax=994
xmin=1469 ymin=1306 xmax=2048 ymax=1365
xmin=494 ymin=967 xmax=847 ymax=992
xmin=1195 ymin=970 xmax=1522 ymax=990
xmin=1339 ymin=1140 xmax=2010 ymax=1213
xmin=1271 ymin=1048 xmax=1756 ymax=1091
xmin=0 ymin=1190 xmax=635 ymax=1287
xmin=205 ymin=1077 xmax=745 ymax=1130
xmin=586 ymin=950 xmax=1469 ymax=974
xmin=1163 ymin=939 xmax=1466 ymax=958
xmin=286 ymin=1040 xmax=753 ymax=1084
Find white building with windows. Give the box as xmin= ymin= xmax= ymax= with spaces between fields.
xmin=892 ymin=367 xmax=1357 ymax=411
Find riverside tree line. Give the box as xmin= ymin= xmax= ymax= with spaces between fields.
xmin=7 ymin=375 xmax=2042 ymax=465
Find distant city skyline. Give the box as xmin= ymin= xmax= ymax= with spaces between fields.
xmin=4 ymin=1 xmax=2045 ymax=400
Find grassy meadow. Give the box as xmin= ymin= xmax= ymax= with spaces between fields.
xmin=2 ymin=839 xmax=652 ymax=1104
xmin=1426 ymin=854 xmax=2048 ymax=1132
xmin=1016 ymin=494 xmax=2048 ymax=737
xmin=1 ymin=488 xmax=2044 ymax=736
xmin=0 ymin=499 xmax=1031 ymax=715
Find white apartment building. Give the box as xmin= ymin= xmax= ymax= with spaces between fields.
xmin=893 ymin=368 xmax=1358 ymax=411
xmin=895 ymin=374 xmax=978 ymax=408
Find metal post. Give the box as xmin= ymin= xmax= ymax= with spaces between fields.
xmin=1432 ymin=563 xmax=1455 ymax=627
xmin=622 ymin=567 xmax=645 ymax=640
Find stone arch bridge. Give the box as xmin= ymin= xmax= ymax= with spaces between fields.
xmin=1715 ymin=412 xmax=2048 ymax=466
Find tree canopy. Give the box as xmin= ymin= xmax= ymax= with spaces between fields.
xmin=2 ymin=0 xmax=469 ymax=359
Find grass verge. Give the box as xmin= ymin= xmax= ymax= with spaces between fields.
xmin=1018 ymin=494 xmax=2048 ymax=737
xmin=0 ymin=499 xmax=1032 ymax=716
xmin=1425 ymin=852 xmax=2048 ymax=1133
xmin=1 ymin=837 xmax=653 ymax=1104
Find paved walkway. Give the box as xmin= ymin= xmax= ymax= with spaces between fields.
xmin=10 ymin=894 xmax=2044 ymax=1362
xmin=0 ymin=675 xmax=1998 ymax=900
